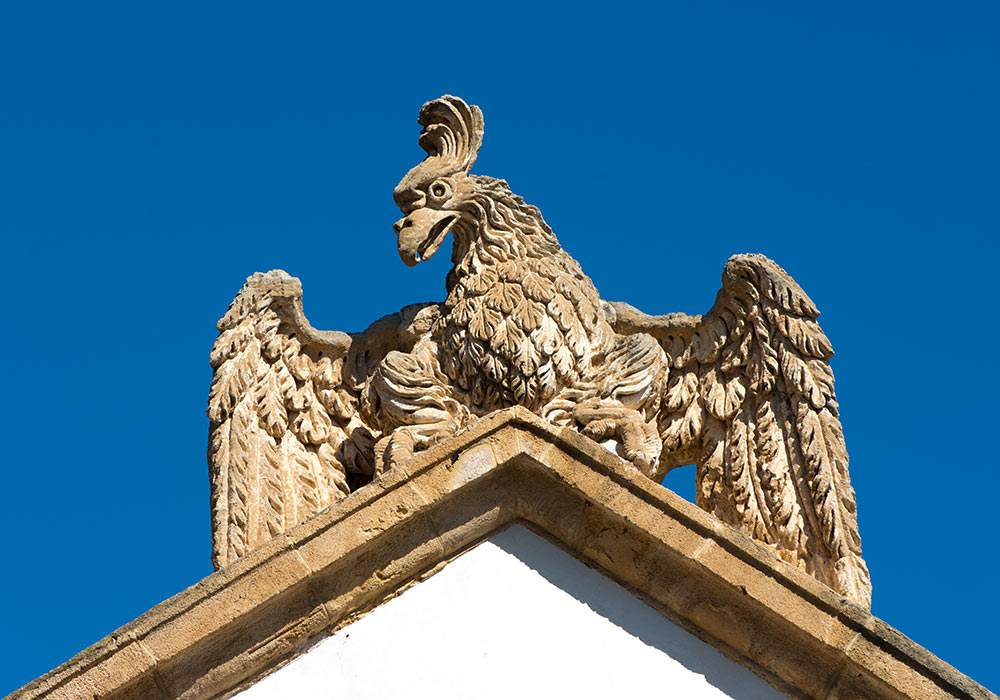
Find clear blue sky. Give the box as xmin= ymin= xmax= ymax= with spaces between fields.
xmin=2 ymin=1 xmax=997 ymax=695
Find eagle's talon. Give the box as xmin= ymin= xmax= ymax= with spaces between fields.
xmin=580 ymin=418 xmax=618 ymax=442
xmin=379 ymin=428 xmax=416 ymax=476
xmin=573 ymin=403 xmax=661 ymax=478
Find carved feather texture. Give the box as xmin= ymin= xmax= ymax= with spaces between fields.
xmin=208 ymin=97 xmax=872 ymax=614
xmin=207 ymin=271 xmax=376 ymax=569
xmin=651 ymin=254 xmax=871 ymax=608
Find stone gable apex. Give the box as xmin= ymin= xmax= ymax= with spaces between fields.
xmin=9 ymin=407 xmax=996 ymax=700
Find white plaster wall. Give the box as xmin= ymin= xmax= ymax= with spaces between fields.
xmin=235 ymin=525 xmax=789 ymax=699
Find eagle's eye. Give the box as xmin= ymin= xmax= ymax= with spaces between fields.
xmin=429 ymin=181 xmax=450 ymax=200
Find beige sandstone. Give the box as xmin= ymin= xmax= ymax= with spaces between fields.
xmin=208 ymin=95 xmax=868 ymax=607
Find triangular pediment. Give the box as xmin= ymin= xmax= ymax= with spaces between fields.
xmin=9 ymin=408 xmax=995 ymax=700
xmin=233 ymin=524 xmax=790 ymax=699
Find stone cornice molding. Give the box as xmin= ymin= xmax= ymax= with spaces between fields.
xmin=9 ymin=408 xmax=995 ymax=700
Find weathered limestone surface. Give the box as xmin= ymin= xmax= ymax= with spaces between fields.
xmin=208 ymin=95 xmax=869 ymax=608
xmin=9 ymin=409 xmax=995 ymax=700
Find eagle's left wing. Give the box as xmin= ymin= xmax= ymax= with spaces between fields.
xmin=611 ymin=254 xmax=871 ymax=608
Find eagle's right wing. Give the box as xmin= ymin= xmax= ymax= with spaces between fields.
xmin=207 ymin=271 xmax=377 ymax=568
xmin=208 ymin=270 xmax=443 ymax=569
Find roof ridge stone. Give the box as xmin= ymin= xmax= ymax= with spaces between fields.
xmin=8 ymin=409 xmax=996 ymax=700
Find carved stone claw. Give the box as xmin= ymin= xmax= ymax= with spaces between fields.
xmin=375 ymin=429 xmax=416 ymax=477
xmin=573 ymin=401 xmax=662 ymax=478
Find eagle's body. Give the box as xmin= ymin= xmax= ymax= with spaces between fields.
xmin=435 ymin=177 xmax=615 ymax=412
xmin=375 ymin=99 xmax=673 ymax=472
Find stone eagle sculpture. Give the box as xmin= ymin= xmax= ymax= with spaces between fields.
xmin=208 ymin=95 xmax=871 ymax=608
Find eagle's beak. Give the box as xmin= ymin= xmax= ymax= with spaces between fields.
xmin=394 ymin=208 xmax=457 ymax=266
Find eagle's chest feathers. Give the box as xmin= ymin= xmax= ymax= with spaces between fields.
xmin=435 ymin=249 xmax=613 ymax=410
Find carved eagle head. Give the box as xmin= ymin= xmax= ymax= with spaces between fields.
xmin=392 ymin=95 xmax=485 ymax=267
